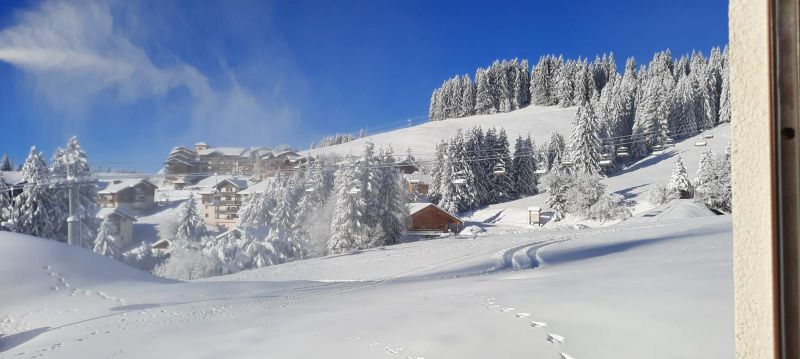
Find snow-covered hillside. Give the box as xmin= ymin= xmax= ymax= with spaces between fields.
xmin=462 ymin=123 xmax=731 ymax=228
xmin=0 ymin=211 xmax=731 ymax=358
xmin=305 ymin=105 xmax=576 ymax=158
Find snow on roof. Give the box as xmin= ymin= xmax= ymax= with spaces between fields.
xmin=98 ymin=179 xmax=156 ymax=194
xmin=194 ymin=142 xmax=208 ymax=146
xmin=199 ymin=177 xmax=249 ymax=193
xmin=197 ymin=147 xmax=249 ymax=157
xmin=96 ymin=207 xmax=137 ymax=221
xmin=215 ymin=227 xmax=244 ymax=240
xmin=527 ymin=207 xmax=541 ymax=211
xmin=0 ymin=171 xmax=24 ymax=185
xmin=403 ymin=173 xmax=432 ymax=184
xmin=406 ymin=202 xmax=462 ymax=222
xmin=239 ymin=178 xmax=274 ymax=195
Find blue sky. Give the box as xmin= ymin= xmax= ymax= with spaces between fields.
xmin=0 ymin=0 xmax=728 ymax=172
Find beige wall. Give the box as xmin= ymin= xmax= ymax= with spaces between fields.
xmin=730 ymin=0 xmax=778 ymax=357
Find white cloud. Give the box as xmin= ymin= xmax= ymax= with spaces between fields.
xmin=0 ymin=0 xmax=301 ymax=148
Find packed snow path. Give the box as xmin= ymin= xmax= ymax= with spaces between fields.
xmin=0 ymin=215 xmax=732 ymax=358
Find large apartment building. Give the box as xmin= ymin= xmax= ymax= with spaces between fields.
xmin=164 ymin=142 xmax=309 ymax=185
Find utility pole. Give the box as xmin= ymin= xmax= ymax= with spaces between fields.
xmin=66 ymin=164 xmax=79 ymax=246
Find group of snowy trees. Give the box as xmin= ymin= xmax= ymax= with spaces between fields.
xmin=309 ymin=130 xmax=368 ymax=149
xmin=649 ymin=145 xmax=732 ymax=213
xmin=0 ymin=137 xmax=101 ymax=249
xmin=428 ymin=127 xmax=539 ymax=214
xmin=158 ymin=144 xmax=409 ymax=279
xmin=557 ymin=47 xmax=731 ymax=174
xmin=541 ymin=169 xmax=631 ymax=222
xmin=428 ymin=59 xmax=531 ymax=121
xmin=428 ymin=47 xmax=731 ymax=163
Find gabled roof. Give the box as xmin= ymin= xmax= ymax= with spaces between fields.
xmin=199 ymin=177 xmax=249 ymax=194
xmin=239 ymin=178 xmax=274 ymax=195
xmin=96 ymin=207 xmax=137 ymax=222
xmin=403 ymin=173 xmax=432 ymax=184
xmin=406 ymin=202 xmax=462 ymax=223
xmin=98 ymin=179 xmax=157 ymax=194
xmin=197 ymin=147 xmax=250 ymax=157
xmin=0 ymin=171 xmax=24 ymax=185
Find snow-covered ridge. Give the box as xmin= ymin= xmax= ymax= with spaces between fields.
xmin=304 ymin=105 xmax=577 ymax=159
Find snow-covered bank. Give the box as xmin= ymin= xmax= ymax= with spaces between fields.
xmin=0 ymin=214 xmax=732 ymax=358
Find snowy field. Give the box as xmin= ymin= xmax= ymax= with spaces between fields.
xmin=0 ymin=209 xmax=732 ymax=358
xmin=304 ymin=105 xmax=576 ymax=159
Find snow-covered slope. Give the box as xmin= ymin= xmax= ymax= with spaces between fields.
xmin=463 ymin=123 xmax=731 ymax=228
xmin=0 ymin=214 xmax=732 ymax=358
xmin=305 ymin=105 xmax=576 ymax=158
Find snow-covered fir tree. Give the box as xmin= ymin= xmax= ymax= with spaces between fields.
xmin=546 ymin=131 xmax=567 ymax=171
xmin=488 ymin=128 xmax=516 ymax=202
xmin=543 ymin=169 xmax=570 ymax=221
xmin=0 ymin=154 xmax=11 ymax=171
xmin=328 ymin=155 xmax=366 ymax=253
xmin=718 ymin=58 xmax=731 ymax=124
xmin=2 ymin=147 xmax=60 ymax=239
xmin=374 ymin=147 xmax=408 ymax=246
xmin=570 ymin=102 xmax=603 ymax=175
xmin=175 ymin=192 xmax=206 ymax=242
xmin=667 ymin=156 xmax=694 ymax=198
xmin=93 ymin=217 xmax=121 ymax=258
xmin=512 ymin=135 xmax=538 ymax=196
xmin=50 ymin=136 xmax=99 ymax=247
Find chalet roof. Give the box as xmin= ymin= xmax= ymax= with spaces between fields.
xmin=402 ymin=173 xmax=432 ymax=184
xmin=98 ymin=179 xmax=156 ymax=194
xmin=194 ymin=142 xmax=208 ymax=146
xmin=96 ymin=207 xmax=137 ymax=222
xmin=199 ymin=177 xmax=249 ymax=194
xmin=239 ymin=178 xmax=274 ymax=195
xmin=0 ymin=171 xmax=24 ymax=185
xmin=151 ymin=238 xmax=171 ymax=249
xmin=406 ymin=202 xmax=462 ymax=223
xmin=197 ymin=147 xmax=250 ymax=157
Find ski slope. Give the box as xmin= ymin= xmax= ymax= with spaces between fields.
xmin=305 ymin=105 xmax=577 ymax=158
xmin=0 ymin=211 xmax=732 ymax=359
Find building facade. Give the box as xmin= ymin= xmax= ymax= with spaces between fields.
xmin=200 ymin=178 xmax=249 ymax=230
xmin=97 ymin=179 xmax=157 ymax=212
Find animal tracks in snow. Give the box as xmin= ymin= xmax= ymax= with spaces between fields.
xmin=478 ymin=295 xmax=575 ymax=358
xmin=546 ymin=333 xmax=565 ymax=344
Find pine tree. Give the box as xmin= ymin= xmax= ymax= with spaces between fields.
xmin=544 ymin=169 xmax=571 ymax=221
xmin=547 ymin=131 xmax=567 ymax=171
xmin=376 ymin=147 xmax=407 ymax=246
xmin=555 ymin=60 xmax=576 ymax=107
xmin=50 ymin=136 xmax=99 ymax=247
xmin=675 ymin=75 xmax=700 ymax=137
xmin=570 ymin=102 xmax=603 ymax=175
xmin=667 ymin=156 xmax=694 ymax=198
xmin=328 ymin=156 xmax=366 ymax=253
xmin=512 ymin=135 xmax=538 ymax=196
xmin=488 ymin=128 xmax=515 ymax=202
xmin=3 ymin=147 xmax=60 ymax=239
xmin=460 ymin=75 xmax=476 ymax=117
xmin=465 ymin=127 xmax=489 ymax=206
xmin=93 ymin=217 xmax=121 ymax=258
xmin=0 ymin=154 xmax=11 ymax=171
xmin=475 ymin=68 xmax=496 ymax=115
xmin=694 ymin=147 xmax=717 ymax=204
xmin=175 ymin=192 xmax=206 ymax=242
xmin=718 ymin=62 xmax=731 ymax=124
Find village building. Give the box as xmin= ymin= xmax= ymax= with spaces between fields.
xmin=96 ymin=207 xmax=137 ymax=247
xmin=396 ymin=157 xmax=419 ymax=174
xmin=402 ymin=173 xmax=432 ymax=195
xmin=163 ymin=142 xmax=310 ymax=185
xmin=200 ymin=178 xmax=249 ymax=230
xmin=97 ymin=179 xmax=157 ymax=212
xmin=406 ymin=202 xmax=463 ymax=234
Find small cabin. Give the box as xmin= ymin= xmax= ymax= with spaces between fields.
xmin=97 ymin=179 xmax=157 ymax=212
xmin=406 ymin=203 xmax=463 ymax=234
xmin=96 ymin=207 xmax=137 ymax=247
xmin=151 ymin=238 xmax=171 ymax=250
